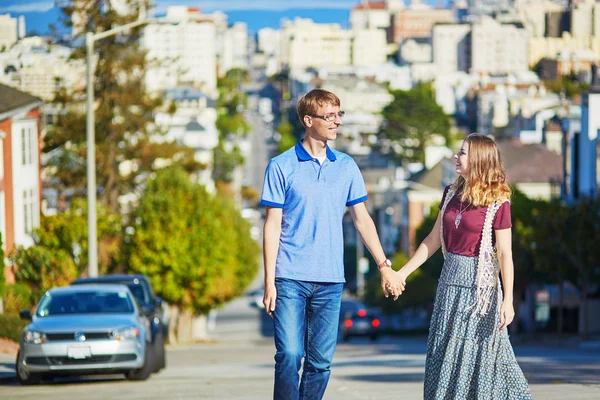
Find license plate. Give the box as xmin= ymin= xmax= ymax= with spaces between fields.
xmin=67 ymin=346 xmax=91 ymax=359
xmin=355 ymin=321 xmax=369 ymax=330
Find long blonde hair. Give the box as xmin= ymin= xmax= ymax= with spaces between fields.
xmin=452 ymin=134 xmax=511 ymax=206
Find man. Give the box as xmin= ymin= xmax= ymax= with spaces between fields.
xmin=261 ymin=89 xmax=405 ymax=399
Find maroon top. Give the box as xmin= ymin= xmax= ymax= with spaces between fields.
xmin=438 ymin=186 xmax=512 ymax=257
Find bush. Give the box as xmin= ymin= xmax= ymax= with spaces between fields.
xmin=0 ymin=313 xmax=28 ymax=342
xmin=2 ymin=283 xmax=34 ymax=313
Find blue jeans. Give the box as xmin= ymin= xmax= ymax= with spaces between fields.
xmin=273 ymin=278 xmax=344 ymax=400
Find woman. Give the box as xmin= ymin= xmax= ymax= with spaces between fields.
xmin=396 ymin=134 xmax=532 ymax=399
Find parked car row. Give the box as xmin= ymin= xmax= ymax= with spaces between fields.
xmin=16 ymin=274 xmax=167 ymax=385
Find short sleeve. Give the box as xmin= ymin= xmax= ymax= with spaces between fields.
xmin=345 ymin=161 xmax=368 ymax=207
xmin=493 ymin=201 xmax=512 ymax=230
xmin=261 ymin=160 xmax=285 ymax=208
xmin=438 ymin=186 xmax=451 ymax=210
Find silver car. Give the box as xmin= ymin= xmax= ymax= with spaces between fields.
xmin=16 ymin=284 xmax=154 ymax=385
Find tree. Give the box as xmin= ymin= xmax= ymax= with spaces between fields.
xmin=534 ymin=197 xmax=600 ymax=339
xmin=126 ymin=167 xmax=259 ymax=343
xmin=46 ymin=0 xmax=200 ymax=213
xmin=509 ymin=189 xmax=552 ymax=335
xmin=212 ymin=142 xmax=245 ymax=184
xmin=10 ymin=246 xmax=78 ymax=299
xmin=8 ymin=199 xmax=122 ymax=298
xmin=276 ymin=121 xmax=296 ymax=154
xmin=379 ymin=83 xmax=451 ymax=165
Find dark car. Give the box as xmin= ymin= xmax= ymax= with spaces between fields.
xmin=71 ymin=274 xmax=166 ymax=371
xmin=339 ymin=301 xmax=380 ymax=342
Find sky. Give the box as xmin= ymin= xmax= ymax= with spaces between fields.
xmin=0 ymin=0 xmax=446 ymax=35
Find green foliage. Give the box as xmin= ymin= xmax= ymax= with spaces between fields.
xmin=212 ymin=143 xmax=245 ymax=183
xmin=533 ymin=197 xmax=600 ymax=286
xmin=0 ymin=232 xmax=5 ymax=290
xmin=0 ymin=313 xmax=28 ymax=342
xmin=216 ymin=113 xmax=250 ymax=137
xmin=126 ymin=167 xmax=260 ymax=315
xmin=510 ymin=189 xmax=553 ymax=286
xmin=380 ymin=83 xmax=451 ymax=164
xmin=48 ymin=0 xmax=200 ymax=213
xmin=10 ymin=245 xmax=78 ymax=299
xmin=277 ymin=121 xmax=297 ymax=154
xmin=8 ymin=199 xmax=122 ymax=298
xmin=542 ymin=73 xmax=590 ymax=99
xmin=22 ymin=199 xmax=121 ymax=276
xmin=1 ymin=284 xmax=34 ymax=313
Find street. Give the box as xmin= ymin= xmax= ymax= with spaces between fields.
xmin=1 ymin=293 xmax=599 ymax=399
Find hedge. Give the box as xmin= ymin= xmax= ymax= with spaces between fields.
xmin=0 ymin=313 xmax=28 ymax=342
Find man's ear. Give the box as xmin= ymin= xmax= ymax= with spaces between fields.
xmin=303 ymin=115 xmax=312 ymax=127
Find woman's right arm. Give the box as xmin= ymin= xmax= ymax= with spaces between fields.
xmin=397 ymin=212 xmax=443 ymax=281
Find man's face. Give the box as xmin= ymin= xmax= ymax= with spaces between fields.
xmin=305 ymin=103 xmax=343 ymax=141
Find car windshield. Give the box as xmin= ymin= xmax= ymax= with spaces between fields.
xmin=125 ymin=284 xmax=150 ymax=306
xmin=36 ymin=291 xmax=135 ymax=317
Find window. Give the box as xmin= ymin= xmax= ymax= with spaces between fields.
xmin=21 ymin=127 xmax=34 ymax=166
xmin=23 ymin=188 xmax=37 ymax=234
xmin=21 ymin=128 xmax=26 ymax=165
xmin=23 ymin=190 xmax=29 ymax=234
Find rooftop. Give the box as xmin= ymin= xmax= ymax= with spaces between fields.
xmin=0 ymin=83 xmax=43 ymax=116
xmin=353 ymin=1 xmax=387 ymax=11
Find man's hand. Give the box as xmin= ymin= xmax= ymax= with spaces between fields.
xmin=380 ymin=268 xmax=406 ymax=301
xmin=263 ymin=284 xmax=277 ymax=318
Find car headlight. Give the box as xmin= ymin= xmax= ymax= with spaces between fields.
xmin=24 ymin=331 xmax=47 ymax=344
xmin=111 ymin=327 xmax=140 ymax=341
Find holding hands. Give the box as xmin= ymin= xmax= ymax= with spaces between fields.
xmin=380 ymin=267 xmax=408 ymax=301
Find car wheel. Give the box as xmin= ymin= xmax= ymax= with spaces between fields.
xmin=126 ymin=343 xmax=154 ymax=381
xmin=16 ymin=351 xmax=42 ymax=385
xmin=153 ymin=333 xmax=166 ymax=372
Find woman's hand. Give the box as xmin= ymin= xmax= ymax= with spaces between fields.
xmin=499 ymin=300 xmax=515 ymax=330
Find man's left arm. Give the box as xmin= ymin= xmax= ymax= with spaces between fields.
xmin=348 ymin=202 xmax=405 ymax=300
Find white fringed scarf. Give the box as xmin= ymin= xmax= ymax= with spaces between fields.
xmin=439 ymin=187 xmax=507 ymax=315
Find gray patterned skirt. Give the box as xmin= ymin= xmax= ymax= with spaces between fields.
xmin=424 ymin=252 xmax=532 ymax=400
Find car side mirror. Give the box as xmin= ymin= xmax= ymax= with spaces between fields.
xmin=154 ymin=297 xmax=163 ymax=308
xmin=19 ymin=310 xmax=32 ymax=320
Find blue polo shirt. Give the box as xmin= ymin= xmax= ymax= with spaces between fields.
xmin=261 ymin=141 xmax=368 ymax=283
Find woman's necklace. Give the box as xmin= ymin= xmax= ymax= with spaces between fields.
xmin=455 ymin=199 xmax=470 ymax=229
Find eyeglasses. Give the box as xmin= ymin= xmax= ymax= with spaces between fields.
xmin=309 ymin=111 xmax=345 ymax=123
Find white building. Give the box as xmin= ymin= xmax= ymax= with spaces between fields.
xmin=471 ymin=17 xmax=529 ymax=75
xmin=432 ymin=24 xmax=471 ymax=75
xmin=258 ymin=28 xmax=281 ymax=56
xmin=352 ymin=29 xmax=388 ymax=67
xmin=142 ymin=7 xmax=217 ymax=93
xmin=18 ymin=16 xmax=25 ymax=39
xmin=281 ymin=18 xmax=388 ymax=70
xmin=320 ymin=76 xmax=393 ymax=114
xmin=350 ymin=0 xmax=403 ymax=31
xmin=398 ymin=38 xmax=432 ymax=65
xmin=0 ymin=14 xmax=18 ymax=50
xmin=0 ymin=38 xmax=85 ymax=101
xmin=153 ymin=88 xmax=219 ymax=192
xmin=281 ymin=19 xmax=353 ymax=70
xmin=222 ymin=23 xmax=249 ymax=74
xmin=433 ymin=18 xmax=528 ymax=76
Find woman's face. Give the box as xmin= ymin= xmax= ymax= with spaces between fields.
xmin=454 ymin=140 xmax=470 ymax=177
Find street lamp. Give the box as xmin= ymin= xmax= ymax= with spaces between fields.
xmin=86 ymin=16 xmax=155 ymax=277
